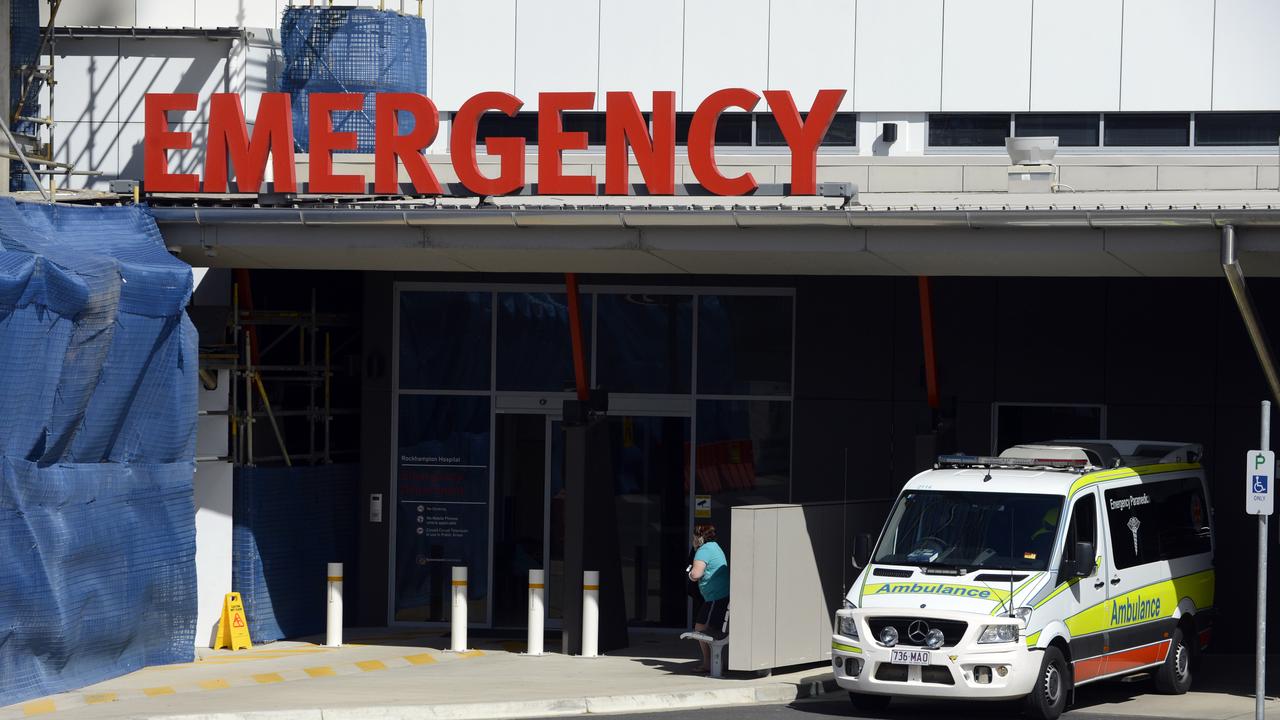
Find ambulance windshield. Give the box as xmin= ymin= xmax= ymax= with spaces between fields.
xmin=872 ymin=490 xmax=1064 ymax=572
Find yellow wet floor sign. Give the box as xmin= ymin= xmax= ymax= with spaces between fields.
xmin=214 ymin=592 xmax=252 ymax=650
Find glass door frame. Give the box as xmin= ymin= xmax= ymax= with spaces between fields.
xmin=389 ymin=281 xmax=794 ymax=628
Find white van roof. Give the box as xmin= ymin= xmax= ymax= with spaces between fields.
xmin=915 ymin=440 xmax=1203 ymax=495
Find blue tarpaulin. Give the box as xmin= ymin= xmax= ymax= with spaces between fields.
xmin=0 ymin=199 xmax=198 ymax=706
xmin=233 ymin=464 xmax=359 ymax=643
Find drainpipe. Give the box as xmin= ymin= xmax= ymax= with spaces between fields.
xmin=1221 ymin=224 xmax=1280 ymax=407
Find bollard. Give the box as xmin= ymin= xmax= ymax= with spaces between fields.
xmin=451 ymin=566 xmax=468 ymax=652
xmin=326 ymin=562 xmax=343 ymax=647
xmin=581 ymin=570 xmax=599 ymax=658
xmin=527 ymin=569 xmax=545 ymax=656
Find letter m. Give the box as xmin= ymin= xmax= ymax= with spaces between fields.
xmin=205 ymin=93 xmax=297 ymax=193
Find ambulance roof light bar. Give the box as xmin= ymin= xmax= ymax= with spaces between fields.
xmin=934 ymin=454 xmax=1095 ymax=472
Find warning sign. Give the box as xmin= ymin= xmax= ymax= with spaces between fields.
xmin=214 ymin=592 xmax=253 ymax=650
xmin=694 ymin=495 xmax=712 ymax=519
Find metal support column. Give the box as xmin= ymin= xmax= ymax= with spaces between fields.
xmin=1221 ymin=224 xmax=1280 ymax=407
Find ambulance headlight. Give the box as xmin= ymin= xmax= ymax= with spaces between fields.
xmin=838 ymin=615 xmax=859 ymax=640
xmin=878 ymin=626 xmax=899 ymax=647
xmin=978 ymin=624 xmax=1020 ymax=644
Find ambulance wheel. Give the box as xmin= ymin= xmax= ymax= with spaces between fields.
xmin=1154 ymin=627 xmax=1192 ymax=695
xmin=1023 ymin=646 xmax=1069 ymax=720
xmin=849 ymin=691 xmax=891 ymax=714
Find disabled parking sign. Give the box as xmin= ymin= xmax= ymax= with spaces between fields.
xmin=1247 ymin=450 xmax=1275 ymax=515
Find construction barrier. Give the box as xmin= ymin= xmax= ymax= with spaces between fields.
xmin=0 ymin=199 xmax=199 ymax=705
xmin=280 ymin=5 xmax=427 ymax=153
xmin=232 ymin=464 xmax=359 ymax=643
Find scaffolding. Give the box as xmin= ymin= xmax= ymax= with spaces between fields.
xmin=8 ymin=0 xmax=97 ymax=195
xmin=200 ymin=285 xmax=360 ymax=468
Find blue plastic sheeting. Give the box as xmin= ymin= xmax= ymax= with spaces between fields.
xmin=10 ymin=0 xmax=42 ymax=191
xmin=281 ymin=6 xmax=427 ymax=153
xmin=0 ymin=199 xmax=198 ymax=706
xmin=233 ymin=464 xmax=359 ymax=643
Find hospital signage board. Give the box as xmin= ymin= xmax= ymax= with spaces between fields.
xmin=142 ymin=88 xmax=846 ymax=197
xmin=1246 ymin=449 xmax=1274 ymax=515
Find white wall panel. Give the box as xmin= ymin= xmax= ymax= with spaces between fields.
xmin=598 ymin=0 xmax=683 ymax=112
xmin=48 ymin=0 xmax=133 ymax=25
xmin=1213 ymin=0 xmax=1280 ymax=110
xmin=1120 ymin=0 xmax=1212 ymax=111
xmin=119 ymin=39 xmax=231 ymax=124
xmin=430 ymin=0 xmax=516 ymax=111
xmin=136 ymin=0 xmax=196 ymax=28
xmin=767 ymin=0 xmax=855 ymax=112
xmin=514 ymin=0 xmax=599 ymax=109
xmin=854 ymin=0 xmax=943 ymax=112
xmin=195 ymin=0 xmax=279 ymax=29
xmin=941 ymin=0 xmax=1031 ymax=112
xmin=1030 ymin=0 xmax=1121 ymax=111
xmin=683 ymin=0 xmax=769 ymax=111
xmin=48 ymin=39 xmax=121 ymax=123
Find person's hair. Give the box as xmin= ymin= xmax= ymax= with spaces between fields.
xmin=694 ymin=524 xmax=717 ymax=542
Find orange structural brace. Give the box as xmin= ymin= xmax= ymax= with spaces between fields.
xmin=564 ymin=273 xmax=589 ymax=401
xmin=918 ymin=276 xmax=939 ymax=410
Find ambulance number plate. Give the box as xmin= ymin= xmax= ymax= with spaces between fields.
xmin=890 ymin=649 xmax=931 ymax=665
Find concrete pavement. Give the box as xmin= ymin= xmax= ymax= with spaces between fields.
xmin=2 ymin=629 xmax=1278 ymax=720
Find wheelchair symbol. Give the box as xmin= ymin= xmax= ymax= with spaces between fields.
xmin=1254 ymin=475 xmax=1269 ymax=494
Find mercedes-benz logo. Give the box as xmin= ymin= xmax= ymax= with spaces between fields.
xmin=907 ymin=620 xmax=930 ymax=644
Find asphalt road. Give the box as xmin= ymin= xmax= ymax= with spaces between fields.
xmin=561 ymin=695 xmax=1169 ymax=720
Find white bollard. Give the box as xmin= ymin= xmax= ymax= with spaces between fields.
xmin=326 ymin=562 xmax=343 ymax=648
xmin=581 ymin=570 xmax=599 ymax=658
xmin=527 ymin=569 xmax=545 ymax=656
xmin=451 ymin=566 xmax=468 ymax=652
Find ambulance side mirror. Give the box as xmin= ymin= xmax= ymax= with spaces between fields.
xmin=1063 ymin=541 xmax=1095 ymax=578
xmin=852 ymin=533 xmax=872 ymax=569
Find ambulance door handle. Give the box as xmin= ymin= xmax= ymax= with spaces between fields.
xmin=1110 ymin=576 xmax=1121 ymax=585
xmin=1093 ymin=578 xmax=1105 ymax=589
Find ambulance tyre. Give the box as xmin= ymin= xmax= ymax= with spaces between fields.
xmin=1023 ymin=646 xmax=1069 ymax=720
xmin=1154 ymin=627 xmax=1193 ymax=695
xmin=849 ymin=691 xmax=891 ymax=714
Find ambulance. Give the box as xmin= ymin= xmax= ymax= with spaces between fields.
xmin=831 ymin=441 xmax=1214 ymax=719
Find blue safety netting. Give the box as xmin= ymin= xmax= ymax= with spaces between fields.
xmin=280 ymin=6 xmax=427 ymax=153
xmin=10 ymin=0 xmax=42 ymax=191
xmin=233 ymin=464 xmax=359 ymax=643
xmin=0 ymin=199 xmax=198 ymax=707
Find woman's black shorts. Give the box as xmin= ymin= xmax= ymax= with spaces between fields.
xmin=694 ymin=596 xmax=729 ymax=636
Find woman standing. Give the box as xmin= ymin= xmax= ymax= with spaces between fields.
xmin=687 ymin=524 xmax=728 ymax=673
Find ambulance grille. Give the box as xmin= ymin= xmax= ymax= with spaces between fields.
xmin=866 ymin=617 xmax=968 ymax=647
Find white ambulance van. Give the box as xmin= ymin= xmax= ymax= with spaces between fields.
xmin=832 ymin=441 xmax=1214 ymax=720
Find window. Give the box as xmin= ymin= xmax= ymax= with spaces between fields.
xmin=1195 ymin=112 xmax=1280 ymax=146
xmin=1014 ymin=113 xmax=1100 ymax=147
xmin=1104 ymin=477 xmax=1211 ymax=570
xmin=675 ymin=112 xmax=752 ymax=146
xmin=928 ymin=113 xmax=1010 ymax=147
xmin=697 ymin=295 xmax=792 ymax=395
xmin=474 ymin=112 xmax=608 ymax=146
xmin=756 ymin=112 xmax=858 ymax=147
xmin=1062 ymin=493 xmax=1097 ymax=567
xmin=399 ymin=291 xmax=492 ymax=391
xmin=475 ymin=112 xmax=539 ymax=145
xmin=1103 ymin=113 xmax=1190 ymax=147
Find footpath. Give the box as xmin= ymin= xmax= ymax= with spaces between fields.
xmin=2 ymin=629 xmax=1279 ymax=720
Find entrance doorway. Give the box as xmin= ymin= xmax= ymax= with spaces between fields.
xmin=491 ymin=407 xmax=692 ymax=630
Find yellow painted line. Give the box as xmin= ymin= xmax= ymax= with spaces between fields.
xmin=198 ymin=679 xmax=230 ymax=690
xmin=22 ymin=700 xmax=56 ymax=716
xmin=404 ymin=653 xmax=436 ymax=666
xmin=304 ymin=666 xmax=336 ymax=678
xmin=143 ymin=687 xmax=176 ymax=697
xmin=355 ymin=660 xmax=387 ymax=672
xmin=85 ymin=693 xmax=117 ymax=705
xmin=458 ymin=650 xmax=484 ymax=659
xmin=832 ymin=642 xmax=861 ymax=654
xmin=253 ymin=673 xmax=285 ymax=684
